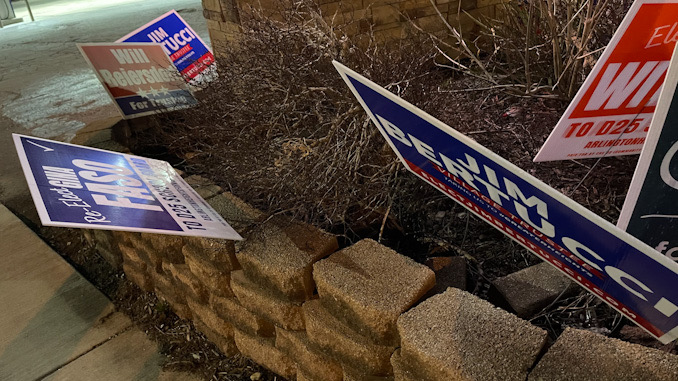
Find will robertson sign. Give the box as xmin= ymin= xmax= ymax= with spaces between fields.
xmin=334 ymin=61 xmax=678 ymax=343
xmin=78 ymin=43 xmax=197 ymax=119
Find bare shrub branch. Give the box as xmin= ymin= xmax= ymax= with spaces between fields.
xmin=427 ymin=0 xmax=629 ymax=99
xmin=148 ymin=0 xmax=443 ymax=235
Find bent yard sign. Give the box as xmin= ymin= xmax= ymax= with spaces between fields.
xmin=13 ymin=134 xmax=241 ymax=240
xmin=619 ymin=43 xmax=678 ymax=260
xmin=535 ymin=0 xmax=678 ymax=162
xmin=78 ymin=42 xmax=197 ymax=119
xmin=117 ymin=10 xmax=215 ymax=84
xmin=334 ymin=61 xmax=678 ymax=343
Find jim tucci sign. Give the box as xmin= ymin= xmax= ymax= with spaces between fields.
xmin=619 ymin=43 xmax=678 ymax=264
xmin=334 ymin=61 xmax=678 ymax=343
xmin=535 ymin=0 xmax=678 ymax=162
xmin=117 ymin=10 xmax=215 ymax=84
xmin=78 ymin=42 xmax=197 ymax=118
xmin=14 ymin=134 xmax=241 ymax=240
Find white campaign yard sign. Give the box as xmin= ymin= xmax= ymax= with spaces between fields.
xmin=14 ymin=134 xmax=241 ymax=240
xmin=335 ymin=61 xmax=678 ymax=343
xmin=535 ymin=0 xmax=678 ymax=162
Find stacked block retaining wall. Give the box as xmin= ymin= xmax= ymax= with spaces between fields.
xmin=84 ymin=173 xmax=678 ymax=380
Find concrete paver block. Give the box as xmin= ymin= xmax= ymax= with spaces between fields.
xmin=230 ymin=270 xmax=305 ymax=330
xmin=120 ymin=232 xmax=148 ymax=249
xmin=207 ymin=192 xmax=264 ymax=231
xmin=343 ymin=364 xmax=396 ymax=381
xmin=119 ymin=237 xmax=165 ymax=273
xmin=281 ymin=217 xmax=339 ymax=260
xmin=183 ymin=175 xmax=211 ymax=186
xmin=210 ymin=294 xmax=275 ymax=337
xmin=237 ymin=217 xmax=337 ymax=301
xmin=141 ymin=232 xmax=184 ymax=252
xmin=184 ymin=253 xmax=234 ymax=297
xmin=275 ymin=326 xmax=343 ymax=381
xmin=123 ymin=261 xmax=154 ymax=293
xmin=397 ymin=288 xmax=547 ymax=381
xmin=313 ymin=239 xmax=435 ymax=343
xmin=193 ymin=318 xmax=239 ymax=357
xmin=296 ymin=366 xmax=314 ymax=381
xmin=187 ymin=299 xmax=239 ymax=356
xmin=187 ymin=298 xmax=235 ymax=339
xmin=165 ymin=298 xmax=193 ymax=321
xmin=154 ymin=271 xmax=192 ymax=321
xmin=234 ymin=329 xmax=297 ymax=380
xmin=167 ymin=263 xmax=208 ymax=304
xmin=390 ymin=349 xmax=419 ymax=381
xmin=86 ymin=229 xmax=123 ymax=270
xmin=618 ymin=325 xmax=677 ymax=352
xmin=119 ymin=244 xmax=149 ymax=270
xmin=183 ymin=174 xmax=222 ymax=199
xmin=424 ymin=256 xmax=466 ymax=294
xmin=182 ymin=237 xmax=239 ymax=271
xmin=303 ymin=299 xmax=396 ymax=376
xmin=154 ymin=267 xmax=181 ymax=301
xmin=140 ymin=233 xmax=185 ymax=264
xmin=490 ymin=262 xmax=579 ymax=318
xmin=528 ymin=328 xmax=678 ymax=381
xmin=117 ymin=231 xmax=145 ymax=248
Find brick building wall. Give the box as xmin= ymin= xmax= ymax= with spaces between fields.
xmin=201 ymin=0 xmax=506 ymax=56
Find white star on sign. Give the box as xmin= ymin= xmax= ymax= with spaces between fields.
xmin=158 ymin=86 xmax=170 ymax=96
xmin=137 ymin=88 xmax=148 ymax=98
xmin=148 ymin=86 xmax=160 ymax=97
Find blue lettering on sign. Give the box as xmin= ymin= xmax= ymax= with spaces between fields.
xmin=19 ymin=136 xmax=181 ymax=231
xmin=335 ymin=61 xmax=678 ymax=343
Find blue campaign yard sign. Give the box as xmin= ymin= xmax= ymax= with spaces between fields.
xmin=334 ymin=61 xmax=678 ymax=343
xmin=117 ymin=10 xmax=215 ymax=82
xmin=14 ymin=134 xmax=241 ymax=240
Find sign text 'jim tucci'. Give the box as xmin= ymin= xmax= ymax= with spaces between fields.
xmin=117 ymin=10 xmax=215 ymax=84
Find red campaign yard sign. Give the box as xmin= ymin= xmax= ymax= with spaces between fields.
xmin=78 ymin=43 xmax=197 ymax=119
xmin=535 ymin=0 xmax=678 ymax=162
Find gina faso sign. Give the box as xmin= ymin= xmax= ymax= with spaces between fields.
xmin=14 ymin=134 xmax=241 ymax=240
xmin=334 ymin=61 xmax=678 ymax=343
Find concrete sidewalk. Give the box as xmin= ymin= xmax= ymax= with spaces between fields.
xmin=0 ymin=0 xmax=208 ymax=224
xmin=0 ymin=203 xmax=200 ymax=381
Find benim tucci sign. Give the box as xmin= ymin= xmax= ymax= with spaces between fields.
xmin=335 ymin=61 xmax=678 ymax=344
